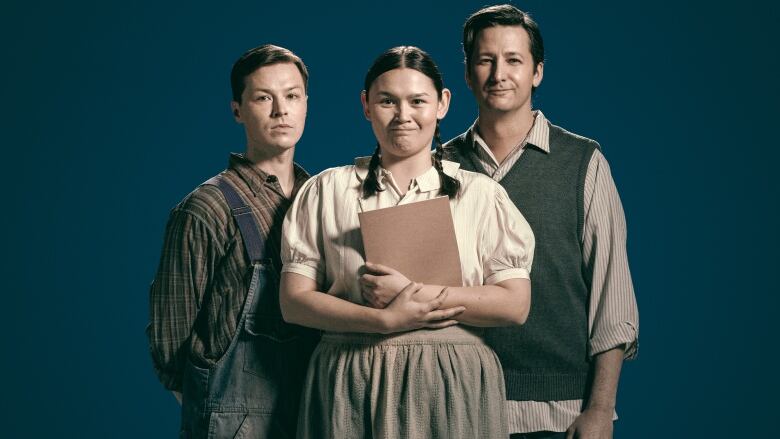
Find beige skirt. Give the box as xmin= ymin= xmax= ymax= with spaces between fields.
xmin=296 ymin=326 xmax=507 ymax=439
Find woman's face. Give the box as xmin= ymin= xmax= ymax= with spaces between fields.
xmin=362 ymin=68 xmax=450 ymax=163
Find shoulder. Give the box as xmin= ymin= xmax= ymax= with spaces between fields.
xmin=451 ymin=166 xmax=505 ymax=201
xmin=291 ymin=163 xmax=359 ymax=201
xmin=548 ymin=121 xmax=601 ymax=151
xmin=443 ymin=129 xmax=470 ymax=148
xmin=162 ymin=172 xmax=234 ymax=241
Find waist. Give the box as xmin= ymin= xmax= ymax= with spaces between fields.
xmin=321 ymin=325 xmax=486 ymax=346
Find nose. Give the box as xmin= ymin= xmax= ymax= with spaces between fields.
xmin=490 ymin=59 xmax=505 ymax=83
xmin=395 ymin=102 xmax=411 ymax=122
xmin=271 ymin=98 xmax=288 ymax=117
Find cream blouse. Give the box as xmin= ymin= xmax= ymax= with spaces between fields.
xmin=281 ymin=157 xmax=535 ymax=304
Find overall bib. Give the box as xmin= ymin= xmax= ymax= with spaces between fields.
xmin=180 ymin=176 xmax=316 ymax=439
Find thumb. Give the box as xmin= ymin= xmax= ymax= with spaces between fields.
xmin=365 ymin=262 xmax=398 ymax=275
xmin=398 ymin=282 xmax=421 ymax=300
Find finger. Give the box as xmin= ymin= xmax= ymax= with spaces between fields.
xmin=398 ymin=282 xmax=422 ymax=299
xmin=360 ymin=274 xmax=378 ymax=286
xmin=425 ymin=306 xmax=466 ymax=322
xmin=425 ymin=287 xmax=450 ymax=311
xmin=425 ymin=319 xmax=459 ymax=329
xmin=365 ymin=262 xmax=399 ymax=276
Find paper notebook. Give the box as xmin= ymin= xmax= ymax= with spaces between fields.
xmin=358 ymin=196 xmax=463 ymax=287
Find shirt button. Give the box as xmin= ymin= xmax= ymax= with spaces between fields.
xmin=267 ymin=175 xmax=278 ymax=183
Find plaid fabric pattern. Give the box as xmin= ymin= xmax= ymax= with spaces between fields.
xmin=147 ymin=153 xmax=309 ymax=391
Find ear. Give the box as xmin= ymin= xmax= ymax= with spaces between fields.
xmin=464 ymin=64 xmax=474 ymax=92
xmin=230 ymin=101 xmax=241 ymax=123
xmin=437 ymin=88 xmax=452 ymax=120
xmin=533 ymin=62 xmax=544 ymax=88
xmin=360 ymin=90 xmax=371 ymax=120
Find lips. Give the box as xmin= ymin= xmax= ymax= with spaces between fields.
xmin=271 ymin=124 xmax=293 ymax=129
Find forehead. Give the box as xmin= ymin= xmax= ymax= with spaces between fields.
xmin=243 ymin=62 xmax=305 ymax=90
xmin=369 ymin=68 xmax=437 ymax=95
xmin=473 ymin=25 xmax=532 ymax=55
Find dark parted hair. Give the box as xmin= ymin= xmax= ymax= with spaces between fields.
xmin=361 ymin=46 xmax=460 ymax=199
xmin=230 ymin=44 xmax=309 ymax=103
xmin=463 ymin=4 xmax=544 ymax=91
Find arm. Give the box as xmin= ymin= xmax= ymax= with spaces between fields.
xmin=147 ymin=208 xmax=218 ymax=392
xmin=361 ymin=181 xmax=534 ymax=327
xmin=567 ymin=150 xmax=639 ymax=438
xmin=280 ymin=272 xmax=465 ymax=334
xmin=566 ymin=346 xmax=624 ymax=439
xmin=361 ymin=263 xmax=530 ymax=326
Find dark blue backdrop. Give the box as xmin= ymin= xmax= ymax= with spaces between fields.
xmin=3 ymin=0 xmax=778 ymax=437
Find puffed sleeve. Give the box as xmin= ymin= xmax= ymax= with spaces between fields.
xmin=281 ymin=175 xmax=326 ymax=287
xmin=479 ymin=184 xmax=535 ymax=285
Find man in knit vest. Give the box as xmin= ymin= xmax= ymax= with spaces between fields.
xmin=443 ymin=5 xmax=639 ymax=439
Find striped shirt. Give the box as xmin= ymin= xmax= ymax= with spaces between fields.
xmin=469 ymin=111 xmax=639 ymax=433
xmin=146 ymin=153 xmax=309 ymax=391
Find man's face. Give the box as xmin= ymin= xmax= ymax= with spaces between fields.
xmin=231 ymin=62 xmax=307 ymax=154
xmin=466 ymin=25 xmax=543 ymax=115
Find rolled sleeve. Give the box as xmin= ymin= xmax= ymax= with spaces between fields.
xmin=480 ymin=184 xmax=535 ymax=285
xmin=583 ymin=151 xmax=639 ymax=360
xmin=281 ymin=176 xmax=326 ymax=286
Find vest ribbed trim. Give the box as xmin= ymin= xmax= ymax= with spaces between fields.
xmin=444 ymin=122 xmax=599 ymax=401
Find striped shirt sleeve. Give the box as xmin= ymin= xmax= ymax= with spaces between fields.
xmin=582 ymin=149 xmax=639 ymax=359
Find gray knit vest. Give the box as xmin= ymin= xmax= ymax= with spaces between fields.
xmin=444 ymin=122 xmax=599 ymax=401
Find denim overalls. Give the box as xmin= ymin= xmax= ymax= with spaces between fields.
xmin=180 ymin=176 xmax=316 ymax=438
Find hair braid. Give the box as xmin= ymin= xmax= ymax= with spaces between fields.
xmin=432 ymin=120 xmax=460 ymax=198
xmin=362 ymin=144 xmax=385 ymax=198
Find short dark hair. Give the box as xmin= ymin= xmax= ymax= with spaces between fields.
xmin=230 ymin=44 xmax=308 ymax=103
xmin=462 ymin=4 xmax=545 ymax=70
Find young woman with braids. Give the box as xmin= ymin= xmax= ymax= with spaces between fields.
xmin=279 ymin=46 xmax=535 ymax=438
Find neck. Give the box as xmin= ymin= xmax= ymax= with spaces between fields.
xmin=476 ymin=107 xmax=535 ymax=164
xmin=380 ymin=147 xmax=433 ymax=195
xmin=245 ymin=144 xmax=296 ymax=197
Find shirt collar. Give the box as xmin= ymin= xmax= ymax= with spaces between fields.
xmin=354 ymin=155 xmax=461 ymax=193
xmin=469 ymin=110 xmax=551 ymax=155
xmin=228 ymin=152 xmax=310 ymax=197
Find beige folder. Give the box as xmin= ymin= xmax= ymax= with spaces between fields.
xmin=358 ymin=196 xmax=463 ymax=287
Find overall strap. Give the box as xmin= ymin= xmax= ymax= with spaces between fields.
xmin=204 ymin=176 xmax=266 ymax=263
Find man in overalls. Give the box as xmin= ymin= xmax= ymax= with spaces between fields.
xmin=148 ymin=44 xmax=317 ymax=438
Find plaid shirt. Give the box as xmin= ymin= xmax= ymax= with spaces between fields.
xmin=147 ymin=153 xmax=309 ymax=391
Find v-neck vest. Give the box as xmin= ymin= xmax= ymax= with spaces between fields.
xmin=444 ymin=122 xmax=599 ymax=400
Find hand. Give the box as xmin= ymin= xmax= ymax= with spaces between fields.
xmin=566 ymin=407 xmax=613 ymax=439
xmin=360 ymin=262 xmax=411 ymax=308
xmin=380 ymin=282 xmax=465 ymax=333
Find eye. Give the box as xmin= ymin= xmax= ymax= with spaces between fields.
xmin=411 ymin=98 xmax=426 ymax=105
xmin=507 ymin=58 xmax=522 ymax=65
xmin=379 ymin=98 xmax=394 ymax=106
xmin=478 ymin=58 xmax=493 ymax=65
xmin=255 ymin=95 xmax=271 ymax=102
xmin=286 ymin=93 xmax=300 ymax=100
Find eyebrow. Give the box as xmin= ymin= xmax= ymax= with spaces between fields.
xmin=249 ymin=85 xmax=304 ymax=93
xmin=375 ymin=91 xmax=432 ymax=98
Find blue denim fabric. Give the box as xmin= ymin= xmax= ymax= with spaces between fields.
xmin=180 ymin=262 xmax=315 ymax=438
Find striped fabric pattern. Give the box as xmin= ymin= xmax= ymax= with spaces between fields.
xmin=469 ymin=111 xmax=638 ymax=433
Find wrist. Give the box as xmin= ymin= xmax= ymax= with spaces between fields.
xmin=375 ymin=307 xmax=395 ymax=334
xmin=584 ymin=403 xmax=615 ymax=414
